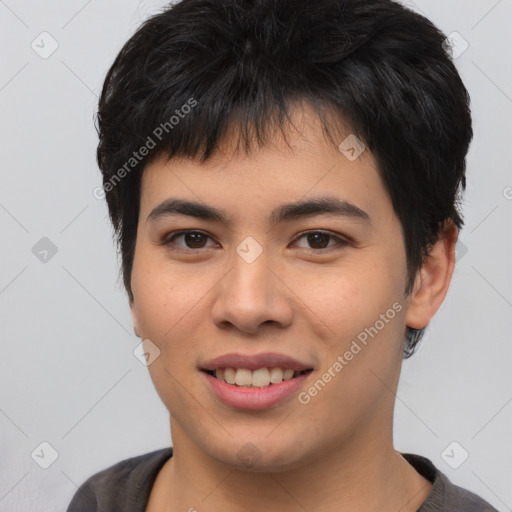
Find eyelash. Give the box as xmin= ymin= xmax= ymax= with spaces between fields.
xmin=161 ymin=229 xmax=349 ymax=253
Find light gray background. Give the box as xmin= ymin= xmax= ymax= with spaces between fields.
xmin=0 ymin=0 xmax=511 ymax=510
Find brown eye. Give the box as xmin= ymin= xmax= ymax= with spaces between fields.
xmin=292 ymin=230 xmax=348 ymax=251
xmin=182 ymin=232 xmax=208 ymax=248
xmin=306 ymin=232 xmax=331 ymax=249
xmin=163 ymin=230 xmax=217 ymax=250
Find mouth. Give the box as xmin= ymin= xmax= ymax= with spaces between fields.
xmin=201 ymin=367 xmax=314 ymax=388
xmin=200 ymin=352 xmax=315 ymax=408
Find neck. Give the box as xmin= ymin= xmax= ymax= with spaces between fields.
xmin=154 ymin=421 xmax=432 ymax=512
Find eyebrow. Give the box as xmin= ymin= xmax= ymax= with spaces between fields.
xmin=146 ymin=196 xmax=371 ymax=226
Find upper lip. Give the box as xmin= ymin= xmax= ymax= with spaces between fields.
xmin=201 ymin=352 xmax=314 ymax=372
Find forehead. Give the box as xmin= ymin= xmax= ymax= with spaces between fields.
xmin=138 ymin=105 xmax=390 ymax=227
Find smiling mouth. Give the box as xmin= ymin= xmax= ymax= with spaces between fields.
xmin=202 ymin=367 xmax=313 ymax=388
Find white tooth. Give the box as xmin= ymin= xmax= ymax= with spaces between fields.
xmin=224 ymin=368 xmax=236 ymax=384
xmin=252 ymin=368 xmax=271 ymax=387
xmin=269 ymin=367 xmax=284 ymax=383
xmin=235 ymin=368 xmax=252 ymax=386
xmin=283 ymin=369 xmax=294 ymax=380
xmin=215 ymin=369 xmax=224 ymax=380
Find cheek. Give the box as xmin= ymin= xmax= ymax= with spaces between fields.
xmin=297 ymin=293 xmax=405 ymax=442
xmin=298 ymin=256 xmax=406 ymax=401
xmin=130 ymin=258 xmax=209 ymax=412
xmin=131 ymin=246 xmax=203 ymax=339
xmin=130 ymin=248 xmax=225 ymax=385
xmin=293 ymin=257 xmax=405 ymax=345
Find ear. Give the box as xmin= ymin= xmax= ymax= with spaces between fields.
xmin=129 ymin=297 xmax=141 ymax=338
xmin=405 ymin=219 xmax=458 ymax=330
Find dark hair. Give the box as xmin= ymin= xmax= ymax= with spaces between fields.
xmin=95 ymin=0 xmax=472 ymax=358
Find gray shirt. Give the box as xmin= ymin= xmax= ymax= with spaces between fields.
xmin=66 ymin=448 xmax=498 ymax=511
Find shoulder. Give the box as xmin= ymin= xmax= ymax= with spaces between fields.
xmin=402 ymin=453 xmax=499 ymax=512
xmin=66 ymin=447 xmax=173 ymax=512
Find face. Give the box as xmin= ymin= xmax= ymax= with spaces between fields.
xmin=130 ymin=108 xmax=413 ymax=471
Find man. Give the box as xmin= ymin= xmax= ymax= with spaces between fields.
xmin=67 ymin=0 xmax=497 ymax=510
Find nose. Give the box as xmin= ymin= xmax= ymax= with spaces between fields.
xmin=210 ymin=249 xmax=294 ymax=335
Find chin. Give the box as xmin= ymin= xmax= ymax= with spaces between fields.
xmin=207 ymin=435 xmax=316 ymax=473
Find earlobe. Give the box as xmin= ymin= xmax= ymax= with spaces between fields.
xmin=405 ymin=220 xmax=458 ymax=330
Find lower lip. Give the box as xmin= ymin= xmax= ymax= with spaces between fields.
xmin=202 ymin=371 xmax=312 ymax=410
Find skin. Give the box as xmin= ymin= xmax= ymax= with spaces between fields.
xmin=129 ymin=106 xmax=457 ymax=512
